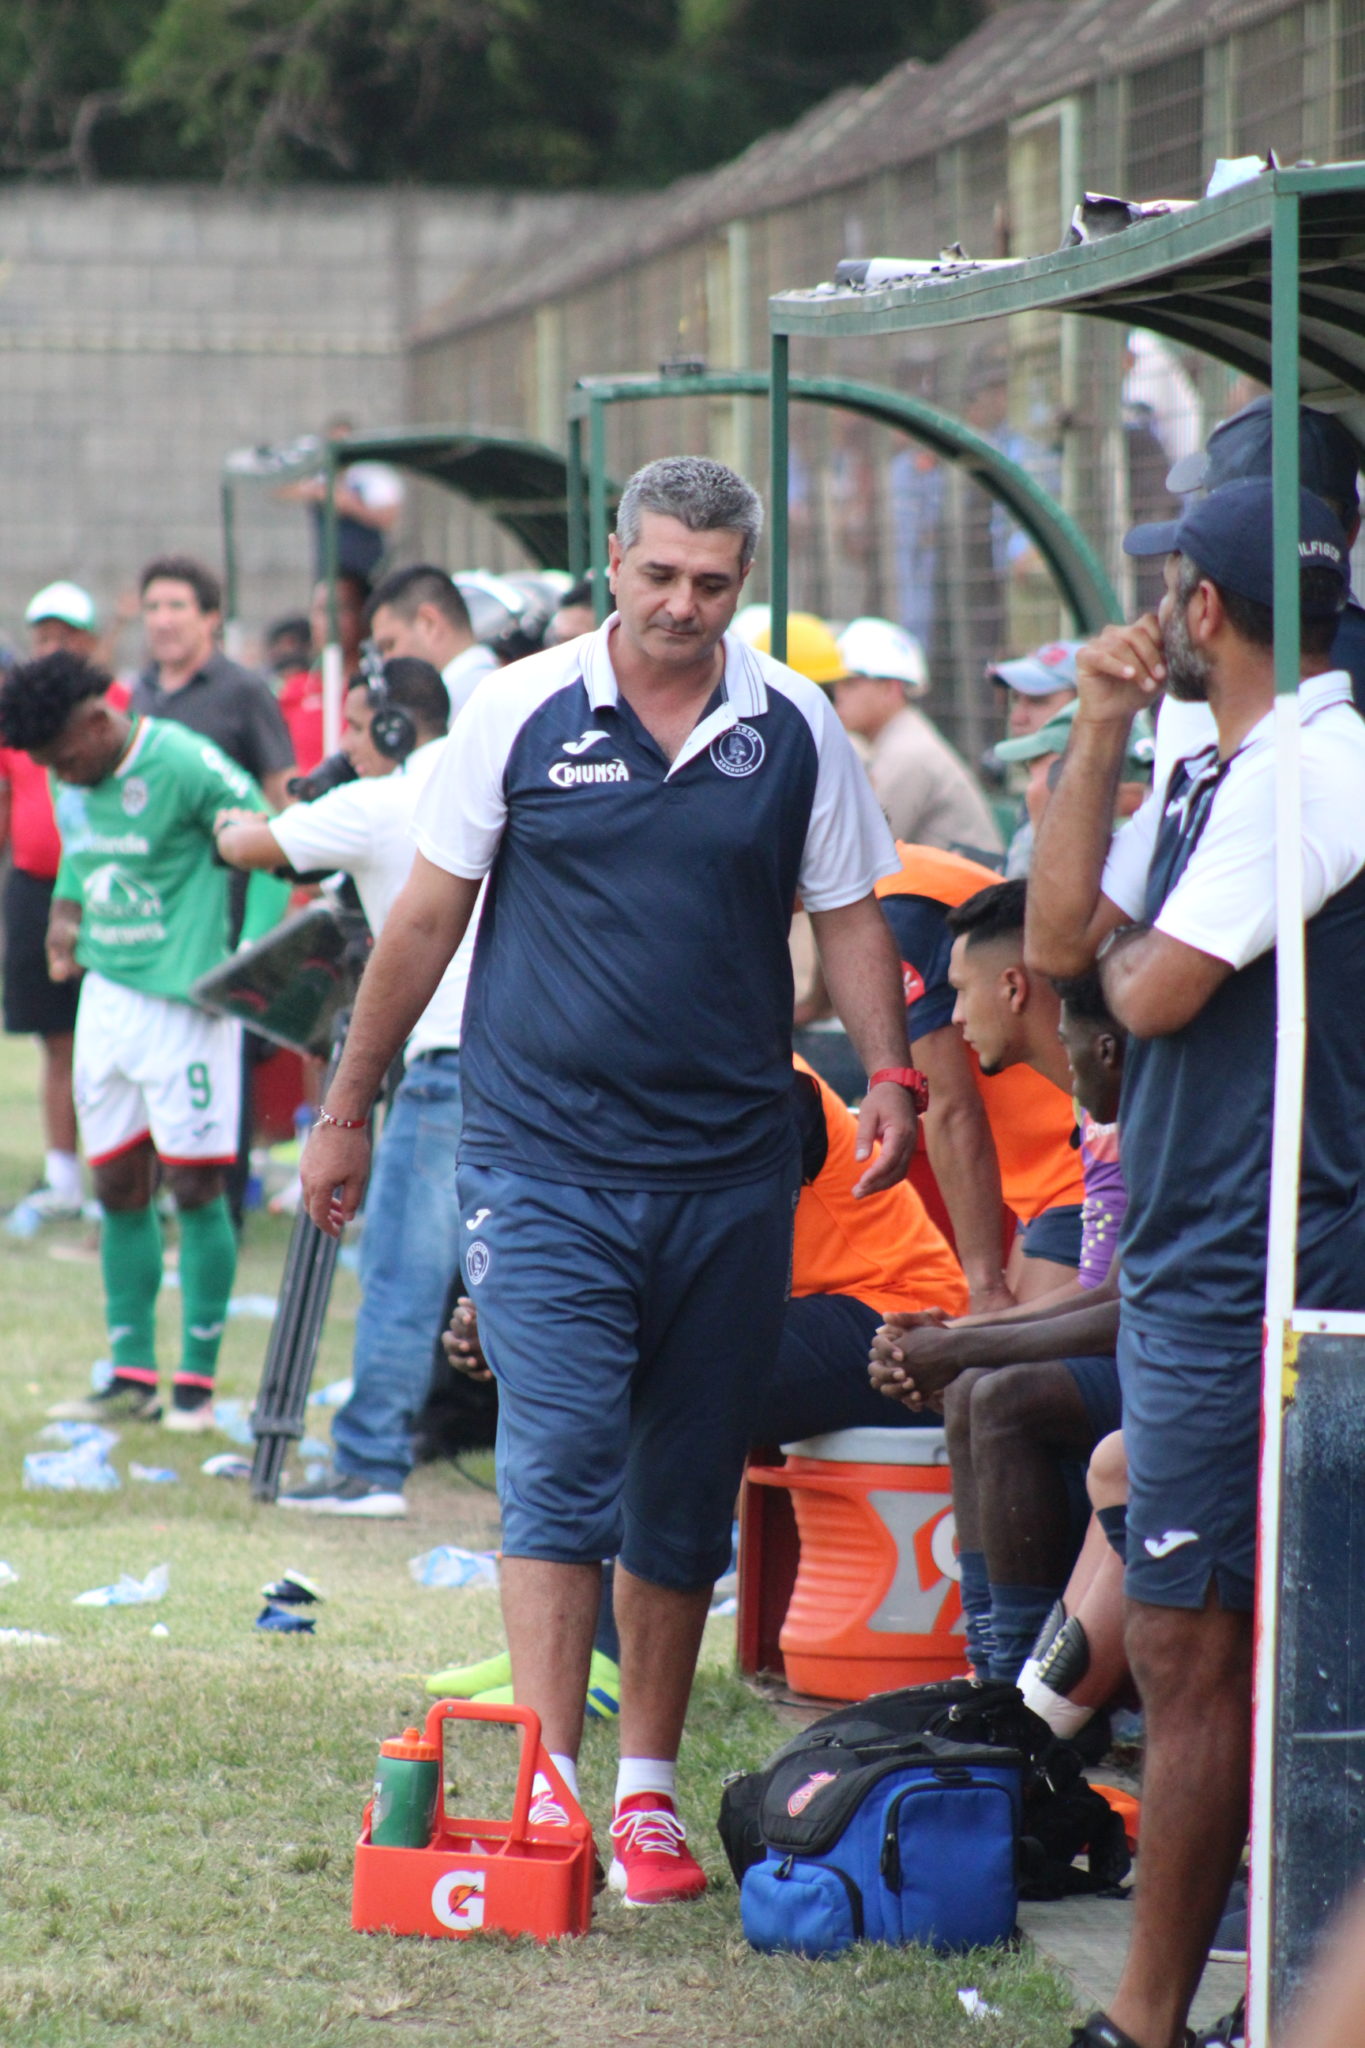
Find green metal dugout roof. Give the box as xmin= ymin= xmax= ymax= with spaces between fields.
xmin=769 ymin=163 xmax=1365 ymax=435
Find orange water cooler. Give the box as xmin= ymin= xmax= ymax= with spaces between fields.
xmin=743 ymin=1425 xmax=967 ymax=1700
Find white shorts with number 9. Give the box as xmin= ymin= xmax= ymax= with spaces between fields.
xmin=74 ymin=970 xmax=242 ymax=1168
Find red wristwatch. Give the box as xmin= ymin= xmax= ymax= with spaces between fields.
xmin=868 ymin=1066 xmax=930 ymax=1113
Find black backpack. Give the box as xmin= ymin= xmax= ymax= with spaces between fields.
xmin=718 ymin=1678 xmax=1130 ymax=1901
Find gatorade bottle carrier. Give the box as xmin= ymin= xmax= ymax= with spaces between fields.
xmin=352 ymin=1700 xmax=595 ymax=1942
xmin=745 ymin=1426 xmax=968 ymax=1700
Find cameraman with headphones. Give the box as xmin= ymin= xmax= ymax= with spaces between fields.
xmin=215 ymin=656 xmax=475 ymax=1518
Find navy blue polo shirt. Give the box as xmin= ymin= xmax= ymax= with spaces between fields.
xmin=1102 ymin=672 xmax=1365 ymax=1345
xmin=414 ymin=616 xmax=897 ymax=1189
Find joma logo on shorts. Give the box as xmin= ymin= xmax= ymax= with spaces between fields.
xmin=547 ymin=759 xmax=630 ymax=788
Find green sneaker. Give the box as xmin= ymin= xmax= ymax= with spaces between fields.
xmin=425 ymin=1649 xmax=512 ymax=1700
xmin=585 ymin=1651 xmax=620 ymax=1722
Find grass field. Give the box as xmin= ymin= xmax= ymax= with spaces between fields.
xmin=0 ymin=1035 xmax=1077 ymax=2047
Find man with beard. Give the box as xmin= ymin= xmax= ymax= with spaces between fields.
xmin=1025 ymin=479 xmax=1365 ymax=2048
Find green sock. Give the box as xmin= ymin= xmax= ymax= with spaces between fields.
xmin=101 ymin=1205 xmax=163 ymax=1381
xmin=176 ymin=1196 xmax=237 ymax=1390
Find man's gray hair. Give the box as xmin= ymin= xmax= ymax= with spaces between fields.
xmin=615 ymin=456 xmax=764 ymax=570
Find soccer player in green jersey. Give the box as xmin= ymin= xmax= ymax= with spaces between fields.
xmin=0 ymin=650 xmax=270 ymax=1429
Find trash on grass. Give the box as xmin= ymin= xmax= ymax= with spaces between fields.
xmin=73 ymin=1563 xmax=169 ymax=1607
xmin=228 ymin=1293 xmax=279 ymax=1320
xmin=299 ymin=1436 xmax=330 ymax=1460
xmin=89 ymin=1358 xmax=115 ymax=1392
xmin=150 ymin=1622 xmax=170 ymax=1638
xmin=409 ymin=1545 xmax=499 ymax=1590
xmin=0 ymin=1627 xmax=61 ymax=1645
xmin=0 ymin=1562 xmax=17 ymax=1589
xmin=129 ymin=1463 xmax=180 ymax=1484
xmin=309 ymin=1377 xmax=353 ymax=1407
xmin=262 ymin=1571 xmax=324 ymax=1605
xmin=212 ymin=1399 xmax=255 ymax=1446
xmin=201 ymin=1452 xmax=252 ymax=1480
xmin=957 ymin=1990 xmax=1003 ymax=2021
xmin=708 ymin=1595 xmax=738 ymax=1618
xmin=255 ymin=1601 xmax=316 ymax=1634
xmin=25 ymin=1442 xmax=119 ymax=1492
xmin=37 ymin=1421 xmax=119 ymax=1452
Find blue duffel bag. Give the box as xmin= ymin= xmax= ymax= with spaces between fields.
xmin=739 ymin=1730 xmax=1022 ymax=1956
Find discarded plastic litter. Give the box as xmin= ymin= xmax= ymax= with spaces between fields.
xmin=73 ymin=1563 xmax=169 ymax=1607
xmin=299 ymin=1436 xmax=330 ymax=1460
xmin=89 ymin=1358 xmax=115 ymax=1392
xmin=150 ymin=1623 xmax=170 ymax=1638
xmin=228 ymin=1293 xmax=279 ymax=1320
xmin=129 ymin=1463 xmax=180 ymax=1484
xmin=255 ymin=1602 xmax=316 ymax=1634
xmin=708 ymin=1596 xmax=738 ymax=1618
xmin=310 ymin=1377 xmax=353 ymax=1408
xmin=212 ymin=1399 xmax=255 ymax=1446
xmin=262 ymin=1571 xmax=324 ymax=1605
xmin=0 ymin=1628 xmax=60 ymax=1645
xmin=0 ymin=1562 xmax=18 ymax=1589
xmin=25 ymin=1442 xmax=119 ymax=1492
xmin=202 ymin=1453 xmax=252 ymax=1480
xmin=409 ymin=1546 xmax=499 ymax=1590
xmin=38 ymin=1421 xmax=119 ymax=1452
xmin=957 ymin=1990 xmax=1003 ymax=2021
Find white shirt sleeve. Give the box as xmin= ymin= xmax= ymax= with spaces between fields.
xmin=269 ymin=778 xmax=380 ymax=873
xmin=343 ymin=461 xmax=404 ymax=510
xmin=1155 ymin=719 xmax=1365 ymax=968
xmin=1098 ymin=789 xmax=1162 ymax=920
xmin=413 ymin=661 xmax=566 ymax=880
xmin=789 ymin=685 xmax=899 ymax=911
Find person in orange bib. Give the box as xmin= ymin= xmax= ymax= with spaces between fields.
xmin=876 ymin=841 xmax=1085 ymax=1313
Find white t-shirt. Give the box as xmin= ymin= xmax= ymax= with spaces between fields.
xmin=342 ymin=460 xmax=404 ymax=513
xmin=443 ymin=642 xmax=499 ymax=717
xmin=269 ymin=738 xmax=476 ymax=1058
xmin=1102 ymin=671 xmax=1365 ymax=970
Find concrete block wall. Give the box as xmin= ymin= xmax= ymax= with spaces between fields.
xmin=0 ymin=184 xmax=612 ymax=667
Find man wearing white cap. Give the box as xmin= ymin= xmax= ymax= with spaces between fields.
xmin=0 ymin=583 xmax=105 ymax=1220
xmin=833 ymin=617 xmax=1003 ymax=857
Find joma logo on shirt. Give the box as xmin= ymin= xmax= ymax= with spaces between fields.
xmin=547 ymin=759 xmax=630 ymax=788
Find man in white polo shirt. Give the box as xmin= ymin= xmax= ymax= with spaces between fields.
xmin=216 ymin=656 xmax=476 ymax=1517
xmin=1027 ymin=480 xmax=1365 ymax=2048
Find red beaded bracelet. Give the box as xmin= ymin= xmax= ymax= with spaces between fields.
xmin=316 ymin=1110 xmax=366 ymax=1131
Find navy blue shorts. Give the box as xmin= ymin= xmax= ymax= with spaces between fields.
xmin=751 ymin=1292 xmax=941 ymax=1445
xmin=1117 ymin=1321 xmax=1261 ymax=1613
xmin=1062 ymin=1352 xmax=1122 ymax=1440
xmin=1017 ymin=1202 xmax=1084 ymax=1267
xmin=457 ymin=1156 xmax=799 ymax=1590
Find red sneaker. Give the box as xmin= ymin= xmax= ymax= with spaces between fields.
xmin=607 ymin=1793 xmax=707 ymax=1908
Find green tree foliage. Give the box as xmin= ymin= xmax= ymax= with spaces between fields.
xmin=0 ymin=0 xmax=986 ymax=187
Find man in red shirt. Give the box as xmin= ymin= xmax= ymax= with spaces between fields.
xmin=0 ymin=582 xmax=106 ymax=1219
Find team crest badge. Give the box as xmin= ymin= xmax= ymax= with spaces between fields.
xmin=787 ymin=1770 xmax=837 ymax=1817
xmin=710 ymin=724 xmax=765 ymax=778
xmin=466 ymin=1240 xmax=490 ymax=1286
xmin=121 ymin=776 xmax=149 ymax=817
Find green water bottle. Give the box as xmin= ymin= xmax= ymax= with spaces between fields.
xmin=371 ymin=1727 xmax=440 ymax=1847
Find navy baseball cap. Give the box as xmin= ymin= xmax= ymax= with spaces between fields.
xmin=1167 ymin=396 xmax=1362 ymax=513
xmin=1123 ymin=477 xmax=1349 ymax=616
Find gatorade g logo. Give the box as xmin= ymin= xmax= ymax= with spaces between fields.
xmin=431 ymin=1869 xmax=486 ymax=1931
xmin=787 ymin=1770 xmax=837 ymax=1818
xmin=901 ymin=960 xmax=925 ymax=1005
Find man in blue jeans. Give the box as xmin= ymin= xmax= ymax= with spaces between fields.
xmin=216 ymin=656 xmax=476 ymax=1517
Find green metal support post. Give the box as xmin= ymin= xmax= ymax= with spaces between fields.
xmin=769 ymin=334 xmax=789 ymax=664
xmin=588 ymin=398 xmax=610 ymax=623
xmin=566 ymin=416 xmax=586 ymax=582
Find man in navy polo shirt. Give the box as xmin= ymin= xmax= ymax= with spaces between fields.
xmin=1026 ymin=479 xmax=1365 ymax=2048
xmin=300 ymin=456 xmax=920 ymax=1909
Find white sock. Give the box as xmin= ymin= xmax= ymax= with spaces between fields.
xmin=615 ymin=1757 xmax=676 ymax=1808
xmin=45 ymin=1150 xmax=80 ymax=1200
xmin=1020 ymin=1674 xmax=1095 ymax=1740
xmin=546 ymin=1753 xmax=580 ymax=1801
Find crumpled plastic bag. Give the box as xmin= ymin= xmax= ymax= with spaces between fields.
xmin=73 ymin=1563 xmax=169 ymax=1607
xmin=408 ymin=1545 xmax=499 ymax=1590
xmin=24 ymin=1441 xmax=120 ymax=1492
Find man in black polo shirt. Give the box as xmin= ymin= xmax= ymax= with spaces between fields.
xmin=301 ymin=456 xmax=920 ymax=1911
xmin=1027 ymin=480 xmax=1365 ymax=2048
xmin=131 ymin=555 xmax=295 ymax=810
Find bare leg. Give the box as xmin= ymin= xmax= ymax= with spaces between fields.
xmin=972 ymin=1361 xmax=1094 ymax=1589
xmin=615 ymin=1565 xmax=712 ymax=1762
xmin=501 ymin=1556 xmax=600 ymax=1759
xmin=943 ymin=1368 xmax=993 ymax=1674
xmin=1006 ymin=1238 xmax=1078 ymax=1304
xmin=1107 ymin=1593 xmax=1252 ymax=2048
xmin=41 ymin=1031 xmax=77 ymax=1156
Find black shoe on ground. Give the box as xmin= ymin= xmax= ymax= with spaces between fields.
xmin=1070 ymin=2015 xmax=1197 ymax=2048
xmin=47 ymin=1381 xmax=162 ymax=1424
xmin=276 ymin=1472 xmax=407 ymax=1518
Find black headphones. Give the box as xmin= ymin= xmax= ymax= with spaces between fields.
xmin=358 ymin=645 xmax=418 ymax=762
